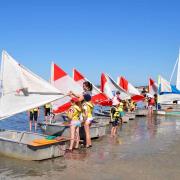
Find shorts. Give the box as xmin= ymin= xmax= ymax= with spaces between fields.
xmin=112 ymin=119 xmax=119 ymax=127
xmin=71 ymin=120 xmax=81 ymax=127
xmin=45 ymin=108 xmax=51 ymax=116
xmin=119 ymin=112 xmax=125 ymax=117
xmin=85 ymin=117 xmax=94 ymax=123
xmin=30 ymin=112 xmax=38 ymax=121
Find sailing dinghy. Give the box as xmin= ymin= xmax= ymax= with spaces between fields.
xmin=155 ymin=75 xmax=180 ymax=116
xmin=0 ymin=51 xmax=68 ymax=160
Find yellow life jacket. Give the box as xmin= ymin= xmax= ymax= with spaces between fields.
xmin=82 ymin=102 xmax=94 ymax=118
xmin=130 ymin=102 xmax=135 ymax=109
xmin=30 ymin=108 xmax=38 ymax=113
xmin=67 ymin=105 xmax=81 ymax=121
xmin=45 ymin=103 xmax=51 ymax=108
xmin=118 ymin=102 xmax=124 ymax=112
xmin=113 ymin=107 xmax=120 ymax=118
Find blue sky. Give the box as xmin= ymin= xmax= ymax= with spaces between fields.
xmin=0 ymin=0 xmax=180 ymax=86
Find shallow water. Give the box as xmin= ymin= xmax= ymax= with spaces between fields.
xmin=1 ymin=114 xmax=180 ymax=180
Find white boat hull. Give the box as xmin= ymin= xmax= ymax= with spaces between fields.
xmin=154 ymin=110 xmax=180 ymax=116
xmin=0 ymin=129 xmax=66 ymax=160
xmin=135 ymin=109 xmax=148 ymax=116
xmin=39 ymin=116 xmax=110 ymax=139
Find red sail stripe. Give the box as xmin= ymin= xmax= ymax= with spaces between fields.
xmin=73 ymin=69 xmax=84 ymax=81
xmin=53 ymin=102 xmax=71 ymax=114
xmin=120 ymin=76 xmax=128 ymax=91
xmin=101 ymin=73 xmax=107 ymax=92
xmin=54 ymin=63 xmax=67 ymax=81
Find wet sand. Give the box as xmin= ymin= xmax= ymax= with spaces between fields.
xmin=1 ymin=115 xmax=180 ymax=180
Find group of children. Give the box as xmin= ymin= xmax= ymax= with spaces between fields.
xmin=110 ymin=92 xmax=136 ymax=136
xmin=28 ymin=85 xmax=139 ymax=151
xmin=66 ymin=96 xmax=94 ymax=151
xmin=66 ymin=81 xmax=94 ymax=151
xmin=28 ymin=103 xmax=52 ymax=132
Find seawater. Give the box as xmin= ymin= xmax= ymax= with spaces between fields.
xmin=0 ymin=113 xmax=180 ymax=180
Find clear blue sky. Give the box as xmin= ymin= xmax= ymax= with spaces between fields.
xmin=0 ymin=0 xmax=180 ymax=86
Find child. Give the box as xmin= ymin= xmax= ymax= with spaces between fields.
xmin=148 ymin=97 xmax=155 ymax=115
xmin=66 ymin=98 xmax=82 ymax=152
xmin=28 ymin=107 xmax=40 ymax=132
xmin=111 ymin=103 xmax=120 ymax=137
xmin=82 ymin=98 xmax=94 ymax=148
xmin=44 ymin=103 xmax=52 ymax=123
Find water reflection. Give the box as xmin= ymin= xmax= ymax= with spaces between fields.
xmin=0 ymin=156 xmax=67 ymax=178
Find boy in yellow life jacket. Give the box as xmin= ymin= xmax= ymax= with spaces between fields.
xmin=111 ymin=103 xmax=120 ymax=137
xmin=28 ymin=107 xmax=40 ymax=132
xmin=66 ymin=98 xmax=82 ymax=152
xmin=111 ymin=101 xmax=124 ymax=137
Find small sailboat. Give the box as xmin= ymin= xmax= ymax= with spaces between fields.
xmin=154 ymin=50 xmax=180 ymax=115
xmin=155 ymin=75 xmax=180 ymax=116
xmin=0 ymin=51 xmax=68 ymax=160
xmin=117 ymin=76 xmax=145 ymax=117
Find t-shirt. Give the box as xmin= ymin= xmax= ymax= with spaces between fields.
xmin=83 ymin=91 xmax=92 ymax=102
xmin=112 ymin=96 xmax=121 ymax=106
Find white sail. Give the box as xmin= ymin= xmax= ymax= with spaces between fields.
xmin=101 ymin=73 xmax=130 ymax=100
xmin=51 ymin=63 xmax=83 ymax=113
xmin=0 ymin=51 xmax=65 ymax=120
xmin=117 ymin=76 xmax=141 ymax=95
xmin=72 ymin=68 xmax=108 ymax=104
xmin=158 ymin=75 xmax=180 ymax=103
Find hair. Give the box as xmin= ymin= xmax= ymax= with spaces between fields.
xmin=83 ymin=81 xmax=93 ymax=91
xmin=116 ymin=91 xmax=120 ymax=95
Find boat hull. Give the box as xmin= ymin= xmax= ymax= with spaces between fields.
xmin=154 ymin=110 xmax=180 ymax=116
xmin=39 ymin=116 xmax=110 ymax=138
xmin=0 ymin=130 xmax=66 ymax=160
xmin=126 ymin=112 xmax=136 ymax=120
xmin=135 ymin=109 xmax=148 ymax=116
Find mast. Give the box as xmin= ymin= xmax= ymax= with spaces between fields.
xmin=72 ymin=68 xmax=75 ymax=80
xmin=170 ymin=57 xmax=178 ymax=83
xmin=157 ymin=75 xmax=161 ymax=104
xmin=0 ymin=51 xmax=5 ymax=97
xmin=176 ymin=48 xmax=180 ymax=90
xmin=50 ymin=61 xmax=54 ymax=85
